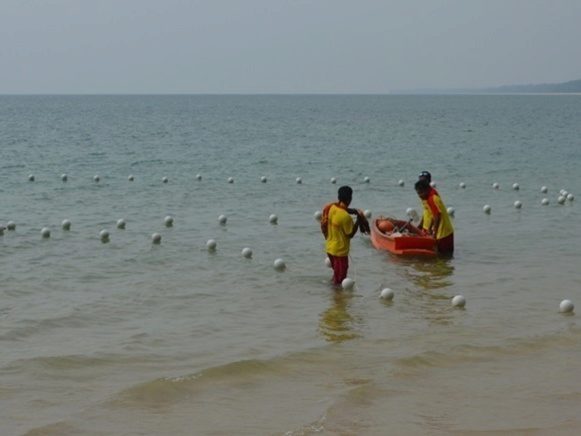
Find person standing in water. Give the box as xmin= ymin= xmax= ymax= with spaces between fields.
xmin=415 ymin=178 xmax=454 ymax=255
xmin=321 ymin=186 xmax=368 ymax=285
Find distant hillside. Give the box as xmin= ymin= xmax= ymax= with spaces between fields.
xmin=484 ymin=79 xmax=581 ymax=93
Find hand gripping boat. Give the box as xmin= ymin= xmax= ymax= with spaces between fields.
xmin=370 ymin=217 xmax=437 ymax=257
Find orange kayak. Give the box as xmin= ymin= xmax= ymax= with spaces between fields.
xmin=370 ymin=217 xmax=437 ymax=257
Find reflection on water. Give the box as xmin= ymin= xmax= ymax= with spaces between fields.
xmin=391 ymin=256 xmax=455 ymax=290
xmin=319 ymin=290 xmax=360 ymax=343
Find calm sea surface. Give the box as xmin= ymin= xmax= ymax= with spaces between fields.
xmin=1 ymin=95 xmax=581 ymax=435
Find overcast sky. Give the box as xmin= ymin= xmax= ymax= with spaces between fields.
xmin=1 ymin=0 xmax=580 ymax=94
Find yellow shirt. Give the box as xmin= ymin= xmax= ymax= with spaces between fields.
xmin=420 ymin=190 xmax=454 ymax=240
xmin=325 ymin=204 xmax=354 ymax=257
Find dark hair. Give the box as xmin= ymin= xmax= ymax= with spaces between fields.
xmin=415 ymin=178 xmax=430 ymax=192
xmin=338 ymin=185 xmax=353 ymax=202
xmin=418 ymin=171 xmax=432 ymax=183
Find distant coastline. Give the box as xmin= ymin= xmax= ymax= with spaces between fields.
xmin=396 ymin=79 xmax=581 ymax=95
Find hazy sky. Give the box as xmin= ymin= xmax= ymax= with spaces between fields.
xmin=1 ymin=0 xmax=580 ymax=93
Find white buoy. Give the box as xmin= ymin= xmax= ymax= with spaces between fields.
xmin=41 ymin=227 xmax=51 ymax=238
xmin=61 ymin=174 xmax=68 ymax=182
xmin=164 ymin=215 xmax=174 ymax=227
xmin=325 ymin=257 xmax=332 ymax=268
xmin=364 ymin=209 xmax=372 ymax=219
xmin=559 ymin=299 xmax=574 ymax=314
xmin=341 ymin=277 xmax=355 ymax=291
xmin=459 ymin=182 xmax=466 ymax=189
xmin=483 ymin=204 xmax=491 ymax=214
xmin=28 ymin=174 xmax=35 ymax=182
xmin=398 ymin=179 xmax=405 ymax=187
xmin=206 ymin=239 xmax=217 ymax=251
xmin=128 ymin=175 xmax=134 ymax=181
xmin=314 ymin=211 xmax=322 ymax=222
xmin=406 ymin=207 xmax=418 ymax=220
xmin=99 ymin=230 xmax=110 ymax=243
xmin=451 ymin=295 xmax=466 ymax=308
xmin=269 ymin=214 xmax=278 ymax=225
xmin=296 ymin=177 xmax=302 ymax=184
xmin=151 ymin=233 xmax=162 ymax=244
xmin=260 ymin=176 xmax=267 ymax=183
xmin=116 ymin=219 xmax=126 ymax=229
xmin=514 ymin=200 xmax=522 ymax=209
xmin=561 ymin=190 xmax=568 ymax=197
xmin=430 ymin=181 xmax=436 ymax=188
xmin=567 ymin=193 xmax=575 ymax=202
xmin=492 ymin=182 xmax=499 ymax=190
xmin=330 ymin=177 xmax=336 ymax=184
xmin=273 ymin=258 xmax=286 ymax=271
xmin=364 ymin=176 xmax=370 ymax=183
xmin=541 ymin=198 xmax=549 ymax=206
xmin=558 ymin=196 xmax=566 ymax=205
xmin=196 ymin=174 xmax=202 ymax=181
xmin=218 ymin=214 xmax=227 ymax=225
xmin=447 ymin=207 xmax=455 ymax=217
xmin=61 ymin=220 xmax=71 ymax=231
xmin=541 ymin=186 xmax=548 ymax=193
xmin=162 ymin=176 xmax=168 ymax=183
xmin=380 ymin=288 xmax=394 ymax=301
xmin=512 ymin=183 xmax=520 ymax=191
xmin=94 ymin=175 xmax=100 ymax=183
xmin=241 ymin=247 xmax=253 ymax=259
xmin=227 ymin=177 xmax=234 ymax=184
xmin=6 ymin=221 xmax=16 ymax=231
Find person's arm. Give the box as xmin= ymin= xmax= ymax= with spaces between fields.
xmin=348 ymin=215 xmax=360 ymax=238
xmin=430 ymin=215 xmax=440 ymax=237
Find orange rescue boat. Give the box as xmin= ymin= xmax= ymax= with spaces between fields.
xmin=370 ymin=217 xmax=437 ymax=257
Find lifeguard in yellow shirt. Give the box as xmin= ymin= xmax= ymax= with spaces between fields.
xmin=414 ymin=178 xmax=454 ymax=255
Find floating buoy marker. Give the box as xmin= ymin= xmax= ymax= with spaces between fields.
xmin=459 ymin=182 xmax=466 ymax=189
xmin=447 ymin=207 xmax=455 ymax=217
xmin=452 ymin=295 xmax=466 ymax=308
xmin=364 ymin=209 xmax=372 ymax=219
xmin=341 ymin=277 xmax=355 ymax=291
xmin=28 ymin=174 xmax=35 ymax=182
xmin=483 ymin=205 xmax=491 ymax=214
xmin=151 ymin=233 xmax=162 ymax=244
xmin=260 ymin=176 xmax=267 ymax=183
xmin=196 ymin=174 xmax=202 ymax=181
xmin=541 ymin=186 xmax=548 ymax=193
xmin=41 ymin=227 xmax=51 ymax=238
xmin=269 ymin=214 xmax=278 ymax=225
xmin=94 ymin=175 xmax=100 ymax=183
xmin=6 ymin=221 xmax=16 ymax=231
xmin=218 ymin=214 xmax=227 ymax=225
xmin=492 ymin=182 xmax=499 ymax=190
xmin=116 ymin=219 xmax=126 ymax=229
xmin=512 ymin=183 xmax=520 ymax=191
xmin=61 ymin=174 xmax=68 ymax=182
xmin=206 ymin=239 xmax=217 ymax=251
xmin=62 ymin=220 xmax=71 ymax=231
xmin=559 ymin=299 xmax=574 ymax=314
xmin=128 ymin=175 xmax=134 ymax=181
xmin=330 ymin=177 xmax=336 ymax=184
xmin=241 ymin=247 xmax=253 ymax=259
xmin=541 ymin=198 xmax=549 ymax=206
xmin=162 ymin=176 xmax=168 ymax=183
xmin=99 ymin=230 xmax=110 ymax=243
xmin=164 ymin=216 xmax=174 ymax=227
xmin=398 ymin=179 xmax=405 ymax=187
xmin=296 ymin=177 xmax=302 ymax=184
xmin=314 ymin=211 xmax=322 ymax=222
xmin=514 ymin=200 xmax=522 ymax=209
xmin=380 ymin=288 xmax=394 ymax=301
xmin=274 ymin=258 xmax=286 ymax=271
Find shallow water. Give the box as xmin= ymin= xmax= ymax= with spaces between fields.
xmin=1 ymin=95 xmax=580 ymax=435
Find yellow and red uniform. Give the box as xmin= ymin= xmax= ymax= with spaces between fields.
xmin=420 ymin=188 xmax=454 ymax=253
xmin=321 ymin=202 xmax=355 ymax=284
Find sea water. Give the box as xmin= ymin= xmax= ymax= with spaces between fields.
xmin=1 ymin=95 xmax=581 ymax=435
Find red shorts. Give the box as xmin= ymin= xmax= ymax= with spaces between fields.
xmin=437 ymin=233 xmax=454 ymax=255
xmin=327 ymin=254 xmax=349 ymax=285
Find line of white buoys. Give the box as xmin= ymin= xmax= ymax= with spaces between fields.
xmin=459 ymin=182 xmax=466 ymax=189
xmin=364 ymin=176 xmax=370 ymax=183
xmin=512 ymin=183 xmax=520 ymax=191
xmin=61 ymin=174 xmax=68 ymax=182
xmin=273 ymin=258 xmax=286 ymax=271
xmin=162 ymin=176 xmax=168 ymax=183
xmin=559 ymin=299 xmax=574 ymax=314
xmin=116 ymin=219 xmax=126 ymax=229
xmin=128 ymin=175 xmax=135 ymax=181
xmin=296 ymin=177 xmax=302 ymax=184
xmin=241 ymin=247 xmax=253 ymax=259
xmin=206 ymin=239 xmax=217 ymax=251
xmin=269 ymin=214 xmax=278 ymax=225
xmin=541 ymin=198 xmax=549 ymax=206
xmin=492 ymin=182 xmax=499 ymax=190
xmin=94 ymin=175 xmax=100 ymax=183
xmin=398 ymin=179 xmax=405 ymax=187
xmin=341 ymin=277 xmax=355 ymax=290
xmin=483 ymin=205 xmax=491 ymax=214
xmin=380 ymin=288 xmax=394 ymax=301
xmin=541 ymin=186 xmax=548 ymax=193
xmin=558 ymin=196 xmax=566 ymax=205
xmin=260 ymin=176 xmax=267 ymax=183
xmin=567 ymin=193 xmax=575 ymax=202
xmin=62 ymin=220 xmax=71 ymax=231
xmin=7 ymin=221 xmax=16 ymax=231
xmin=364 ymin=209 xmax=372 ymax=219
xmin=28 ymin=174 xmax=35 ymax=182
xmin=151 ymin=233 xmax=162 ymax=244
xmin=164 ymin=216 xmax=174 ymax=227
xmin=514 ymin=200 xmax=522 ymax=209
xmin=99 ymin=230 xmax=110 ymax=243
xmin=330 ymin=177 xmax=336 ymax=184
xmin=314 ymin=211 xmax=322 ymax=222
xmin=196 ymin=174 xmax=202 ymax=181
xmin=228 ymin=177 xmax=234 ymax=184
xmin=41 ymin=227 xmax=51 ymax=238
xmin=218 ymin=214 xmax=227 ymax=225
xmin=324 ymin=257 xmax=332 ymax=268
xmin=447 ymin=207 xmax=455 ymax=217
xmin=451 ymin=295 xmax=466 ymax=308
